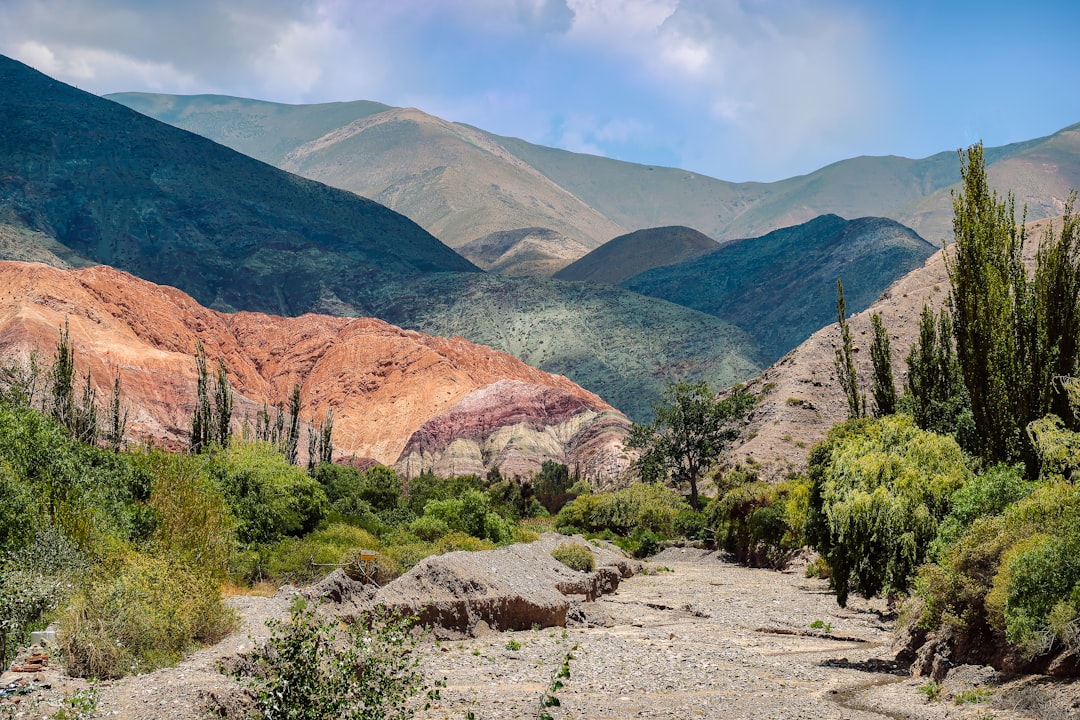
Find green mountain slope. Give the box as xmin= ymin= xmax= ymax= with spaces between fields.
xmin=361 ymin=273 xmax=765 ymax=422
xmin=623 ymin=215 xmax=935 ymax=359
xmin=0 ymin=56 xmax=478 ymax=318
xmin=108 ymin=93 xmax=626 ymax=257
xmin=554 ymin=226 xmax=717 ymax=285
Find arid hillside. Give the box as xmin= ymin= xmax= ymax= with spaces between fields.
xmin=722 ymin=217 xmax=1058 ymax=481
xmin=0 ymin=261 xmax=630 ymax=480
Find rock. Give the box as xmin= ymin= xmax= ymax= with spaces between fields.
xmin=365 ymin=534 xmax=639 ymax=637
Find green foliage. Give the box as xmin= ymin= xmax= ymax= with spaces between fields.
xmin=625 ymin=382 xmax=756 ymax=509
xmin=902 ymin=306 xmax=974 ymax=448
xmin=919 ymin=681 xmax=942 ymax=702
xmin=47 ymin=320 xmax=98 ymax=444
xmin=671 ymin=509 xmax=707 ymax=540
xmin=419 ymin=488 xmax=512 ymax=544
xmin=551 ymin=544 xmax=595 ymax=572
xmin=809 ymin=619 xmax=833 ymax=633
xmin=263 ymin=524 xmax=382 ymax=585
xmin=869 ymin=313 xmax=897 ymax=416
xmin=947 ymin=143 xmax=1080 ymax=466
xmin=209 ymin=441 xmax=326 ymax=546
xmin=930 ymin=463 xmax=1034 ymax=560
xmin=556 ymin=482 xmax=688 ymax=537
xmin=833 ymin=279 xmax=864 ymax=419
xmin=403 ymin=471 xmax=483 ymax=517
xmin=917 ymin=480 xmax=1080 ymax=660
xmin=807 ymin=415 xmax=970 ymax=606
xmin=191 ymin=340 xmax=232 ymax=453
xmin=707 ymin=474 xmax=809 ymax=567
xmin=60 ymin=550 xmax=234 ymax=678
xmin=285 ymin=383 xmax=302 ymax=466
xmin=243 ymin=600 xmax=436 ymax=720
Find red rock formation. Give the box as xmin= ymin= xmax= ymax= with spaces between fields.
xmin=0 ymin=261 xmax=630 ymax=478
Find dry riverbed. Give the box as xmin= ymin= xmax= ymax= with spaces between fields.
xmin=4 ymin=548 xmax=1076 ymax=720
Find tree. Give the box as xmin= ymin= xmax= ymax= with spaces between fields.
xmin=902 ymin=305 xmax=973 ymax=446
xmin=104 ymin=369 xmax=128 ymax=451
xmin=625 ymin=382 xmax=756 ymax=510
xmin=947 ymin=142 xmax=1080 ymax=466
xmin=213 ymin=359 xmax=232 ymax=448
xmin=806 ymin=415 xmax=970 ymax=606
xmin=285 ymin=382 xmax=302 ymax=465
xmin=191 ymin=342 xmax=232 ymax=453
xmin=833 ymin=280 xmax=864 ymax=419
xmin=869 ymin=313 xmax=896 ymax=417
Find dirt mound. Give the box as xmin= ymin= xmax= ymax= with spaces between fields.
xmin=308 ymin=535 xmax=640 ymax=638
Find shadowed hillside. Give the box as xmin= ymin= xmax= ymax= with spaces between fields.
xmin=622 ymin=215 xmax=935 ymax=359
xmin=0 ymin=56 xmax=479 ymax=319
xmin=554 ymin=226 xmax=717 ymax=286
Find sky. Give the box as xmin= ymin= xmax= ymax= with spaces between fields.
xmin=2 ymin=0 xmax=1079 ymax=183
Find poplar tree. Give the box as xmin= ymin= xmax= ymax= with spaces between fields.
xmin=947 ymin=143 xmax=1080 ymax=465
xmin=869 ymin=313 xmax=896 ymax=417
xmin=833 ymin=280 xmax=863 ymax=419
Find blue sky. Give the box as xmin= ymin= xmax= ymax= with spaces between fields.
xmin=2 ymin=0 xmax=1079 ymax=182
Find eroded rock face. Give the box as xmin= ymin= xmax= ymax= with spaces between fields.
xmin=0 ymin=261 xmax=630 ymax=479
xmin=364 ymin=534 xmax=640 ymax=637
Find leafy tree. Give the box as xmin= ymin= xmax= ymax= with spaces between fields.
xmin=285 ymin=382 xmax=302 ymax=465
xmin=869 ymin=313 xmax=896 ymax=416
xmin=625 ymin=382 xmax=756 ymax=510
xmin=833 ymin=280 xmax=864 ymax=419
xmin=806 ymin=415 xmax=970 ymax=606
xmin=947 ymin=142 xmax=1080 ymax=466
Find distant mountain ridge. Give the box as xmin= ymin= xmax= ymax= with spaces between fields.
xmin=621 ymin=215 xmax=936 ymax=359
xmin=111 ymin=92 xmax=1080 ymax=255
xmin=0 ymin=55 xmax=766 ymax=422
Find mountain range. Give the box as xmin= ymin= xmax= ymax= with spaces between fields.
xmin=112 ymin=91 xmax=1080 ymax=259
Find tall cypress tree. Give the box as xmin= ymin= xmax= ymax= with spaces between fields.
xmin=947 ymin=143 xmax=1080 ymax=465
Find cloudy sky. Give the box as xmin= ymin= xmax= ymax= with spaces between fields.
xmin=2 ymin=0 xmax=1079 ymax=182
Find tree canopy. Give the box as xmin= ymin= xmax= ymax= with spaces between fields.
xmin=625 ymin=382 xmax=755 ymax=510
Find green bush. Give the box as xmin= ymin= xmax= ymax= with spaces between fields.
xmin=707 ymin=477 xmax=809 ymax=567
xmin=555 ymin=483 xmax=687 ymax=537
xmin=917 ymin=480 xmax=1080 ymax=660
xmin=551 ymin=544 xmax=595 ymax=572
xmin=436 ymin=532 xmax=496 ymax=554
xmin=408 ymin=515 xmax=450 ymax=542
xmin=807 ymin=415 xmax=971 ymax=606
xmin=60 ymin=551 xmax=235 ymax=678
xmin=264 ymin=524 xmax=380 ymax=584
xmin=420 ymin=488 xmax=512 ymax=544
xmin=210 ymin=442 xmax=326 ymax=545
xmin=242 ymin=599 xmax=435 ymax=720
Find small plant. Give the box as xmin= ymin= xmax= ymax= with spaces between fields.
xmin=241 ymin=597 xmax=439 ymax=720
xmin=809 ymin=619 xmax=833 ymax=634
xmin=786 ymin=397 xmax=806 ymax=407
xmin=954 ymin=688 xmax=992 ymax=705
xmin=919 ymin=681 xmax=942 ymax=702
xmin=551 ymin=544 xmax=595 ymax=572
xmin=505 ymin=638 xmax=522 ymax=651
xmin=538 ymin=644 xmax=577 ymax=720
xmin=471 ymin=648 xmax=481 ymax=656
xmin=53 ymin=685 xmax=98 ymax=720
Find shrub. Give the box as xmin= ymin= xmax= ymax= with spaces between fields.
xmin=264 ymin=524 xmax=380 ymax=584
xmin=917 ymin=480 xmax=1080 ymax=661
xmin=555 ymin=483 xmax=687 ymax=537
xmin=807 ymin=415 xmax=971 ymax=606
xmin=210 ymin=442 xmax=326 ymax=545
xmin=436 ymin=532 xmax=496 ymax=554
xmin=381 ymin=542 xmax=436 ymax=572
xmin=707 ymin=477 xmax=809 ymax=567
xmin=420 ymin=489 xmax=512 ymax=544
xmin=242 ymin=599 xmax=436 ymax=720
xmin=60 ymin=551 xmax=235 ymax=678
xmin=551 ymin=544 xmax=595 ymax=572
xmin=408 ymin=515 xmax=450 ymax=542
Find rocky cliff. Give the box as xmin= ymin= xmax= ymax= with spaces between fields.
xmin=0 ymin=261 xmax=629 ymax=480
